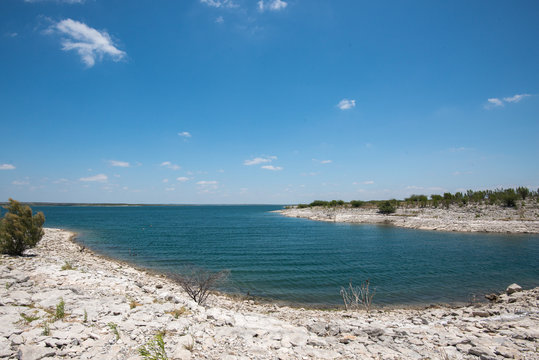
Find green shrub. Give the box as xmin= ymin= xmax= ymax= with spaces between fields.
xmin=516 ymin=186 xmax=530 ymax=200
xmin=350 ymin=200 xmax=364 ymax=208
xmin=139 ymin=332 xmax=168 ymax=360
xmin=0 ymin=199 xmax=45 ymax=256
xmin=501 ymin=189 xmax=518 ymax=207
xmin=309 ymin=200 xmax=329 ymax=207
xmin=55 ymin=298 xmax=65 ymax=320
xmin=378 ymin=201 xmax=396 ymax=214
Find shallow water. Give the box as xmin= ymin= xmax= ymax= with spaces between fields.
xmin=34 ymin=205 xmax=539 ymax=306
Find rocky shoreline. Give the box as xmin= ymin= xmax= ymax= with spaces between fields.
xmin=1 ymin=228 xmax=538 ymax=359
xmin=278 ymin=203 xmax=539 ymax=233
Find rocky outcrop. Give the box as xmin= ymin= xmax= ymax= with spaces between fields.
xmin=278 ymin=202 xmax=539 ymax=233
xmin=0 ymin=228 xmax=537 ymax=359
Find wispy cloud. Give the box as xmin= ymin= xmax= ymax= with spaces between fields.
xmin=0 ymin=164 xmax=15 ymax=170
xmin=50 ymin=19 xmax=126 ymax=67
xmin=12 ymin=179 xmax=30 ymax=186
xmin=162 ymin=178 xmax=169 ymax=183
xmin=178 ymin=131 xmax=192 ymax=138
xmin=108 ymin=160 xmax=130 ymax=167
xmin=503 ymin=94 xmax=530 ymax=103
xmin=244 ymin=156 xmax=277 ymax=166
xmin=215 ymin=16 xmax=224 ymax=24
xmin=160 ymin=161 xmax=180 ymax=170
xmin=177 ymin=177 xmax=190 ymax=182
xmin=337 ymin=98 xmax=356 ymax=110
xmin=313 ymin=159 xmax=332 ymax=164
xmin=485 ymin=93 xmax=531 ymax=109
xmin=486 ymin=98 xmax=503 ymax=108
xmin=261 ymin=165 xmax=283 ymax=171
xmin=196 ymin=180 xmax=219 ymax=193
xmin=448 ymin=147 xmax=474 ymax=153
xmin=258 ymin=0 xmax=287 ymax=12
xmin=200 ymin=0 xmax=238 ymax=8
xmin=79 ymin=174 xmax=108 ymax=182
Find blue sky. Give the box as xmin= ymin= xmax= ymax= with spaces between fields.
xmin=1 ymin=0 xmax=538 ymax=204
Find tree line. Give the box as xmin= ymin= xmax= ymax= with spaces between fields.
xmin=294 ymin=187 xmax=539 ymax=213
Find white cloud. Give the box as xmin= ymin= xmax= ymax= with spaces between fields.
xmin=216 ymin=16 xmax=224 ymax=24
xmin=485 ymin=94 xmax=531 ymax=109
xmin=261 ymin=165 xmax=283 ymax=171
xmin=79 ymin=173 xmax=108 ymax=182
xmin=51 ymin=19 xmax=126 ymax=67
xmin=196 ymin=180 xmax=219 ymax=193
xmin=320 ymin=160 xmax=332 ymax=164
xmin=162 ymin=178 xmax=169 ymax=183
xmin=337 ymin=98 xmax=356 ymax=110
xmin=200 ymin=0 xmax=238 ymax=8
xmin=197 ymin=180 xmax=218 ymax=185
xmin=362 ymin=180 xmax=374 ymax=185
xmin=165 ymin=187 xmax=175 ymax=192
xmin=108 ymin=160 xmax=130 ymax=167
xmin=160 ymin=161 xmax=181 ymax=170
xmin=12 ymin=180 xmax=29 ymax=186
xmin=486 ymin=98 xmax=503 ymax=107
xmin=244 ymin=156 xmax=277 ymax=166
xmin=258 ymin=0 xmax=287 ymax=12
xmin=503 ymin=94 xmax=530 ymax=103
xmin=178 ymin=131 xmax=192 ymax=138
xmin=177 ymin=177 xmax=190 ymax=182
xmin=0 ymin=164 xmax=15 ymax=170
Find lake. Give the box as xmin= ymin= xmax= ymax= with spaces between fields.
xmin=33 ymin=205 xmax=539 ymax=306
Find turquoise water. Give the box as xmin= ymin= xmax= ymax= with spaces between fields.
xmin=32 ymin=205 xmax=539 ymax=306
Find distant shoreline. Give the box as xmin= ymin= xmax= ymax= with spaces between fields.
xmin=278 ymin=203 xmax=539 ymax=234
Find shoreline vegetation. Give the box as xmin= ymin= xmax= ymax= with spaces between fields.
xmin=0 ymin=229 xmax=537 ymax=359
xmin=279 ymin=187 xmax=539 ymax=234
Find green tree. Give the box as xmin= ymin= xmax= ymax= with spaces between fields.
xmin=0 ymin=199 xmax=45 ymax=255
xmin=378 ymin=201 xmax=396 ymax=214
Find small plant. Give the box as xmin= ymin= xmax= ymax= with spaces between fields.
xmin=55 ymin=298 xmax=65 ymax=320
xmin=61 ymin=261 xmax=75 ymax=271
xmin=20 ymin=312 xmax=40 ymax=324
xmin=108 ymin=322 xmax=120 ymax=340
xmin=5 ymin=282 xmax=12 ymax=289
xmin=183 ymin=338 xmax=194 ymax=351
xmin=340 ymin=279 xmax=375 ymax=312
xmin=167 ymin=307 xmax=189 ymax=319
xmin=139 ymin=331 xmax=168 ymax=360
xmin=42 ymin=322 xmax=50 ymax=336
xmin=170 ymin=265 xmax=229 ymax=305
xmin=127 ymin=295 xmax=141 ymax=309
xmin=83 ymin=309 xmax=88 ymax=323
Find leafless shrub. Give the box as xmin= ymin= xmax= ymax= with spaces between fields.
xmin=340 ymin=279 xmax=375 ymax=312
xmin=169 ymin=265 xmax=229 ymax=305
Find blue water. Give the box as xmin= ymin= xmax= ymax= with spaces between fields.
xmin=32 ymin=205 xmax=539 ymax=306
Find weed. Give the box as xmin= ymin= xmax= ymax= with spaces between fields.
xmin=183 ymin=338 xmax=194 ymax=351
xmin=108 ymin=322 xmax=120 ymax=340
xmin=139 ymin=331 xmax=168 ymax=360
xmin=61 ymin=261 xmax=75 ymax=271
xmin=20 ymin=312 xmax=40 ymax=324
xmin=5 ymin=282 xmax=12 ymax=289
xmin=55 ymin=298 xmax=65 ymax=320
xmin=167 ymin=307 xmax=189 ymax=319
xmin=127 ymin=295 xmax=141 ymax=309
xmin=42 ymin=322 xmax=50 ymax=336
xmin=340 ymin=279 xmax=376 ymax=312
xmin=83 ymin=309 xmax=87 ymax=323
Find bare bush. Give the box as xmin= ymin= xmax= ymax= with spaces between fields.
xmin=340 ymin=279 xmax=375 ymax=312
xmin=170 ymin=265 xmax=229 ymax=305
